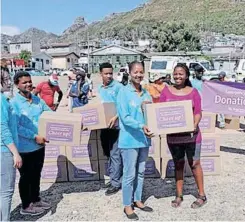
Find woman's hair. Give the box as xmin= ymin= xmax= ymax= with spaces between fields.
xmin=128 ymin=61 xmax=144 ymax=74
xmin=173 ymin=63 xmax=192 ymax=87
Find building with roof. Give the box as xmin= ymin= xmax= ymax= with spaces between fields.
xmin=9 ymin=40 xmax=40 ymax=54
xmin=41 ymin=43 xmax=80 ymax=56
xmin=89 ymin=44 xmax=146 ymax=73
xmin=31 ymin=52 xmax=53 ymax=70
xmin=50 ymin=52 xmax=79 ymax=69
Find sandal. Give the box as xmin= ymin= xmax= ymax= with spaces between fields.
xmin=191 ymin=195 xmax=207 ymax=209
xmin=171 ymin=195 xmax=183 ymax=208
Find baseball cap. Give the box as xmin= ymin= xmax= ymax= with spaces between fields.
xmin=194 ymin=65 xmax=204 ymax=73
xmin=218 ymin=71 xmax=226 ymax=78
xmin=49 ymin=74 xmax=59 ymax=86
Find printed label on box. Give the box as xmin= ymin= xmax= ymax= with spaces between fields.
xmin=201 ymin=139 xmax=216 ymax=153
xmin=145 ymin=160 xmax=156 ymax=175
xmin=45 ymin=145 xmax=61 ymax=158
xmin=166 ymin=160 xmax=175 ymax=175
xmin=80 ymin=109 xmax=99 ymax=126
xmin=41 ymin=165 xmax=61 ymax=179
xmin=73 ymin=164 xmax=96 ymax=178
xmin=156 ymin=106 xmax=186 ymax=129
xmin=46 ymin=123 xmax=73 ymax=142
xmin=81 ymin=130 xmax=91 ymax=136
xmin=199 ymin=116 xmax=211 ymax=129
xmin=201 ymin=159 xmax=215 ymax=172
xmin=71 ymin=144 xmax=92 ymax=158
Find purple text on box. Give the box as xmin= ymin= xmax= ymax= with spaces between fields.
xmin=166 ymin=160 xmax=175 ymax=175
xmin=45 ymin=145 xmax=61 ymax=158
xmin=71 ymin=144 xmax=92 ymax=158
xmin=201 ymin=159 xmax=215 ymax=172
xmin=145 ymin=160 xmax=156 ymax=175
xmin=199 ymin=116 xmax=211 ymax=130
xmin=41 ymin=165 xmax=61 ymax=179
xmin=80 ymin=109 xmax=99 ymax=126
xmin=73 ymin=164 xmax=96 ymax=178
xmin=201 ymin=139 xmax=216 ymax=153
xmin=156 ymin=106 xmax=186 ymax=130
xmin=46 ymin=123 xmax=73 ymax=142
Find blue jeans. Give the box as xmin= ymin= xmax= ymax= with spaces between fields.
xmin=120 ymin=148 xmax=149 ymax=206
xmin=0 ymin=152 xmax=16 ymax=221
xmin=109 ymin=138 xmax=122 ymax=188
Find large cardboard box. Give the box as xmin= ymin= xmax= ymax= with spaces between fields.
xmin=185 ymin=156 xmax=221 ymax=176
xmin=99 ymin=160 xmax=110 ymax=180
xmin=225 ymin=116 xmax=240 ymax=130
xmin=149 ymin=136 xmax=161 ymax=158
xmin=145 ymin=157 xmax=161 ymax=178
xmin=199 ymin=112 xmax=216 ymax=133
xmin=38 ymin=112 xmax=82 ymax=146
xmin=66 ymin=140 xmax=98 ymax=161
xmin=144 ymin=101 xmax=194 ymax=135
xmin=44 ymin=145 xmax=66 ymax=162
xmin=41 ymin=161 xmax=68 ymax=183
xmin=201 ymin=134 xmax=220 ymax=157
xmin=67 ymin=160 xmax=99 ymax=181
xmin=73 ymin=103 xmax=117 ymax=130
xmin=80 ymin=130 xmax=97 ymax=143
xmin=97 ymin=139 xmax=109 ymax=160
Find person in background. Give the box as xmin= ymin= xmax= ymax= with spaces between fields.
xmin=159 ymin=64 xmax=207 ymax=209
xmin=117 ymin=61 xmax=153 ymax=220
xmin=1 ymin=63 xmax=13 ymax=99
xmin=191 ymin=65 xmax=205 ymax=94
xmin=34 ymin=74 xmax=63 ymax=111
xmin=146 ymin=73 xmax=165 ymax=103
xmin=11 ymin=71 xmax=52 ymax=216
xmin=86 ymin=73 xmax=94 ymax=99
xmin=1 ymin=86 xmax=22 ymax=221
xmin=121 ymin=72 xmax=129 ymax=86
xmin=217 ymin=71 xmax=226 ymax=128
xmin=98 ymin=62 xmax=123 ymax=196
xmin=69 ymin=71 xmax=89 ymax=109
xmin=163 ymin=74 xmax=173 ymax=85
xmin=67 ymin=69 xmax=77 ymax=112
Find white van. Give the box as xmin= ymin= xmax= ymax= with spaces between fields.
xmin=236 ymin=59 xmax=245 ymax=82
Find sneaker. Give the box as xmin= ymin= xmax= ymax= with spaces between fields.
xmin=104 ymin=181 xmax=111 ymax=189
xmin=33 ymin=200 xmax=51 ymax=210
xmin=20 ymin=203 xmax=44 ymax=216
xmin=105 ymin=186 xmax=120 ymax=196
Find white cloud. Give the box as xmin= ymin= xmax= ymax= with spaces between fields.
xmin=1 ymin=25 xmax=21 ymax=36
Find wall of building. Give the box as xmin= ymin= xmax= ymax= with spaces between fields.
xmin=52 ymin=57 xmax=67 ymax=69
xmin=10 ymin=43 xmax=32 ymax=54
xmin=41 ymin=47 xmax=70 ymax=54
xmin=33 ymin=54 xmax=52 ymax=70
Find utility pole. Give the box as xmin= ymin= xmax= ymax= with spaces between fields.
xmin=87 ymin=31 xmax=90 ymax=74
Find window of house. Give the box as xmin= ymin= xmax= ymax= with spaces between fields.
xmin=46 ymin=60 xmax=49 ymax=65
xmin=134 ymin=55 xmax=138 ymax=61
xmin=15 ymin=45 xmax=20 ymax=50
xmin=36 ymin=58 xmax=39 ymax=61
xmin=116 ymin=56 xmax=120 ymax=62
xmin=67 ymin=58 xmax=70 ymax=62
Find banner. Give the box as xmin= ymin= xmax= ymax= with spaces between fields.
xmin=202 ymin=81 xmax=245 ymax=116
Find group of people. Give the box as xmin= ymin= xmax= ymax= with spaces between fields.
xmin=1 ymin=61 xmax=207 ymax=221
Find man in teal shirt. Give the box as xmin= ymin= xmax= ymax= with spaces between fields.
xmin=191 ymin=65 xmax=204 ymax=94
xmin=11 ymin=71 xmax=52 ymax=216
xmin=98 ymin=63 xmax=123 ymax=196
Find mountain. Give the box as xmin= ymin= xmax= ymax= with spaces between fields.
xmin=1 ymin=28 xmax=58 ymax=46
xmin=61 ymin=0 xmax=245 ymax=41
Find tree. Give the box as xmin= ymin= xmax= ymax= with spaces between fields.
xmin=19 ymin=50 xmax=32 ymax=66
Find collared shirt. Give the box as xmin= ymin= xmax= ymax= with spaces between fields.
xmin=98 ymin=80 xmax=123 ymax=104
xmin=191 ymin=79 xmax=203 ymax=94
xmin=1 ymin=93 xmax=18 ymax=153
xmin=117 ymin=84 xmax=152 ymax=149
xmin=10 ymin=93 xmax=52 ymax=153
xmin=70 ymin=81 xmax=89 ymax=108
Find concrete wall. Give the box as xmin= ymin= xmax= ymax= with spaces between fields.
xmin=10 ymin=42 xmax=32 ymax=54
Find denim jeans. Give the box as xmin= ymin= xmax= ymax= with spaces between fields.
xmin=0 ymin=152 xmax=16 ymax=221
xmin=120 ymin=148 xmax=149 ymax=206
xmin=100 ymin=129 xmax=122 ymax=188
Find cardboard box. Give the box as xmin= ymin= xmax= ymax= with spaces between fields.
xmin=225 ymin=116 xmax=240 ymax=130
xmin=41 ymin=161 xmax=68 ymax=183
xmin=73 ymin=103 xmax=117 ymax=130
xmin=99 ymin=160 xmax=110 ymax=180
xmin=201 ymin=134 xmax=220 ymax=156
xmin=145 ymin=157 xmax=161 ymax=178
xmin=66 ymin=140 xmax=98 ymax=161
xmin=80 ymin=130 xmax=97 ymax=143
xmin=144 ymin=101 xmax=194 ymax=135
xmin=185 ymin=156 xmax=221 ymax=176
xmin=149 ymin=136 xmax=161 ymax=158
xmin=199 ymin=112 xmax=216 ymax=133
xmin=44 ymin=145 xmax=66 ymax=162
xmin=38 ymin=112 xmax=82 ymax=146
xmin=67 ymin=160 xmax=99 ymax=181
xmin=97 ymin=139 xmax=109 ymax=160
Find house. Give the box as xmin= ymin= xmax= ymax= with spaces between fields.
xmin=41 ymin=43 xmax=80 ymax=56
xmin=1 ymin=43 xmax=9 ymax=53
xmin=31 ymin=52 xmax=52 ymax=70
xmin=50 ymin=52 xmax=79 ymax=69
xmin=89 ymin=44 xmax=146 ymax=73
xmin=9 ymin=40 xmax=40 ymax=54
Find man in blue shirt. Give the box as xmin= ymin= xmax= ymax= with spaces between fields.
xmin=11 ymin=71 xmax=52 ymax=216
xmin=191 ymin=65 xmax=204 ymax=94
xmin=98 ymin=63 xmax=123 ymax=196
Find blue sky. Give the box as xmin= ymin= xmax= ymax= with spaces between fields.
xmin=1 ymin=0 xmax=147 ymax=36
